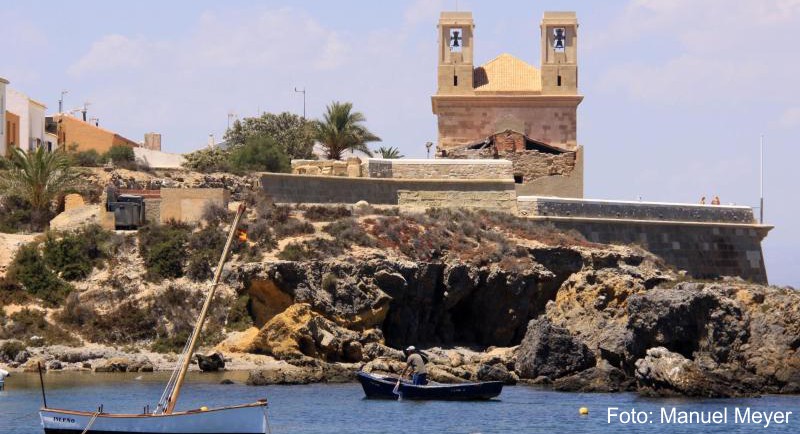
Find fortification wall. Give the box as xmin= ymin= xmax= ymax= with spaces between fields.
xmin=519 ymin=196 xmax=771 ymax=283
xmin=260 ymin=173 xmax=515 ymax=205
xmin=518 ymin=196 xmax=755 ymax=223
xmin=363 ymin=158 xmax=513 ymax=180
xmin=398 ymin=188 xmax=517 ymax=213
xmin=160 ymin=188 xmax=229 ymax=224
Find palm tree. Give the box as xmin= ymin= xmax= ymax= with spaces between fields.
xmin=376 ymin=146 xmax=404 ymax=159
xmin=314 ymin=101 xmax=381 ymax=160
xmin=0 ymin=147 xmax=80 ymax=230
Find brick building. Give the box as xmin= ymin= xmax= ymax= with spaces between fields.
xmin=431 ymin=11 xmax=583 ymax=197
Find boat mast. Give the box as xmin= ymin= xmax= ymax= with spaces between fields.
xmin=164 ymin=202 xmax=247 ymax=414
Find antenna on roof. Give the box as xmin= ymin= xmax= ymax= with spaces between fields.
xmin=81 ymin=102 xmax=91 ymax=122
xmin=227 ymin=111 xmax=236 ymax=130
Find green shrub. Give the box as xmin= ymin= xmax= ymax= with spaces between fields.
xmin=56 ymin=292 xmax=95 ymax=327
xmin=277 ymin=238 xmax=344 ymax=261
xmin=304 ymin=205 xmax=351 ymax=222
xmin=71 ymin=149 xmax=104 ymax=167
xmin=323 ymin=218 xmax=374 ymax=247
xmin=0 ymin=276 xmax=30 ymax=306
xmin=81 ymin=300 xmax=157 ymax=344
xmin=274 ymin=218 xmax=315 ymax=239
xmin=0 ymin=308 xmax=79 ymax=346
xmin=0 ymin=196 xmax=33 ymax=233
xmin=244 ymin=220 xmax=274 ymax=250
xmin=0 ymin=340 xmax=25 ymax=362
xmin=228 ymin=136 xmax=290 ymax=174
xmin=138 ymin=222 xmax=192 ymax=281
xmin=7 ymin=244 xmax=72 ymax=306
xmin=104 ymin=145 xmax=135 ymax=165
xmin=226 ymin=294 xmax=253 ymax=331
xmin=182 ymin=147 xmax=231 ymax=173
xmin=201 ymin=202 xmax=232 ymax=227
xmin=186 ymin=225 xmax=226 ymax=281
xmin=43 ymin=225 xmax=121 ymax=280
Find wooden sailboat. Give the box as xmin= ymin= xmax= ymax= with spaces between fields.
xmin=40 ymin=203 xmax=270 ymax=434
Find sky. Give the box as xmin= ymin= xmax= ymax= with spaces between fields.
xmin=2 ymin=0 xmax=798 ymax=286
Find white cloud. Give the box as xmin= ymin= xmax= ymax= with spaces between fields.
xmin=593 ymin=0 xmax=800 ymax=105
xmin=68 ymin=35 xmax=160 ymax=76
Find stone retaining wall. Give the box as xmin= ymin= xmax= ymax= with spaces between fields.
xmin=363 ymin=158 xmax=513 ymax=180
xmin=536 ymin=217 xmax=770 ymax=283
xmin=260 ymin=173 xmax=515 ymax=205
xmin=398 ymin=189 xmax=517 ymax=213
xmin=518 ymin=196 xmax=755 ymax=224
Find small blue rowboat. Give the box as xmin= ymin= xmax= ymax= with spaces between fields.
xmin=356 ymin=371 xmax=503 ymax=400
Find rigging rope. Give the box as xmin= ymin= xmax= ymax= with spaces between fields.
xmin=80 ymin=411 xmax=100 ymax=434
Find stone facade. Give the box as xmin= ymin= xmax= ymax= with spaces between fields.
xmin=398 ymin=189 xmax=517 ymax=213
xmin=364 ymin=158 xmax=512 ymax=180
xmin=159 ymin=188 xmax=229 ymax=224
xmin=433 ymin=101 xmax=580 ymax=151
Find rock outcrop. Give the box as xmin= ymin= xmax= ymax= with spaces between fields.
xmin=514 ymin=317 xmax=595 ymax=380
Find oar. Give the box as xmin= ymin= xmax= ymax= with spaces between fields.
xmin=392 ymin=376 xmax=402 ymax=400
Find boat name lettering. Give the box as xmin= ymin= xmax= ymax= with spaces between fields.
xmin=52 ymin=416 xmax=77 ymax=424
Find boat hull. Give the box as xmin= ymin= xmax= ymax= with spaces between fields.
xmin=356 ymin=371 xmax=503 ymax=400
xmin=40 ymin=402 xmax=268 ymax=434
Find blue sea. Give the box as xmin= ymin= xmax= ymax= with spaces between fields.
xmin=1 ymin=372 xmax=798 ymax=433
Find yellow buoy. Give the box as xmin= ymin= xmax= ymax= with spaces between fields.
xmin=579 ymin=407 xmax=589 ymax=415
xmin=200 ymin=406 xmax=208 ymax=412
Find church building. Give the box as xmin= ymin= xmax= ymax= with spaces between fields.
xmin=432 ymin=11 xmax=584 ymax=197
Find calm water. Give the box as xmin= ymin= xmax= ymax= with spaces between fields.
xmin=1 ymin=372 xmax=798 ymax=433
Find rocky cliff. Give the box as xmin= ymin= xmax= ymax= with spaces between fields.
xmin=1 ymin=202 xmax=797 ymax=397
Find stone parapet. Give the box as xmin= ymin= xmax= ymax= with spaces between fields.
xmin=363 ymin=158 xmax=513 ymax=180
xmin=518 ymin=196 xmax=756 ymax=224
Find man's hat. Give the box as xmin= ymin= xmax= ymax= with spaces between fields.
xmin=405 ymin=346 xmax=416 ymax=352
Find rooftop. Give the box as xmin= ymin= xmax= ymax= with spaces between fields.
xmin=473 ymin=53 xmax=541 ymax=94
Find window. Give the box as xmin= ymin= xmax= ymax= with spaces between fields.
xmin=557 ymin=75 xmax=562 ymax=86
xmin=514 ymin=174 xmax=524 ymax=184
xmin=454 ymin=75 xmax=458 ymax=86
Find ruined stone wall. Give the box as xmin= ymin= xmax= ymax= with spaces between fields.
xmin=364 ymin=158 xmax=513 ymax=180
xmin=446 ymin=149 xmax=575 ymax=181
xmin=291 ymin=158 xmax=362 ymax=177
xmin=435 ymin=103 xmax=578 ymax=151
xmin=260 ymin=173 xmax=515 ymax=205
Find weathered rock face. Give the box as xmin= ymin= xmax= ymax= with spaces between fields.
xmin=244 ymin=303 xmax=371 ymax=363
xmin=234 ymin=247 xmax=598 ymax=348
xmin=553 ymin=360 xmax=635 ymax=393
xmin=634 ymin=347 xmax=753 ymax=397
xmin=514 ymin=318 xmax=595 ymax=380
xmin=546 ymin=272 xmax=800 ymax=397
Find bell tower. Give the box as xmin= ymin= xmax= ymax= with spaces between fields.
xmin=437 ymin=12 xmax=474 ymax=95
xmin=541 ymin=12 xmax=578 ymax=94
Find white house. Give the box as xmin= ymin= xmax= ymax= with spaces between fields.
xmin=5 ymin=87 xmax=48 ymax=154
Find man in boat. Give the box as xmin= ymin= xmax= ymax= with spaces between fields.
xmin=401 ymin=346 xmax=428 ymax=386
xmin=0 ymin=367 xmax=9 ymax=390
